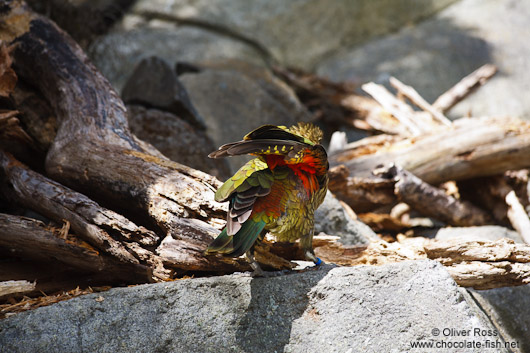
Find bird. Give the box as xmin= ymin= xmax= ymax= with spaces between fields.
xmin=205 ymin=122 xmax=329 ymax=276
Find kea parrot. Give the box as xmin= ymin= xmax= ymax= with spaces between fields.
xmin=205 ymin=122 xmax=329 ymax=276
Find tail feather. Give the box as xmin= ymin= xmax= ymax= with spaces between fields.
xmin=205 ymin=228 xmax=234 ymax=255
xmin=205 ymin=219 xmax=266 ymax=257
xmin=209 ymin=139 xmax=304 ymax=159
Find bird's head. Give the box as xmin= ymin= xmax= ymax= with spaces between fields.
xmin=288 ymin=122 xmax=324 ymax=146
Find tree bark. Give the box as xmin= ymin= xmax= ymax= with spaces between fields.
xmin=0 ymin=1 xmax=249 ymax=272
xmin=389 ymin=165 xmax=492 ymax=226
xmin=330 ymin=116 xmax=530 ymax=211
xmin=0 ymin=213 xmax=149 ymax=282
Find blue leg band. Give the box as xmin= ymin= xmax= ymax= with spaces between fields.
xmin=314 ymin=257 xmax=322 ymax=266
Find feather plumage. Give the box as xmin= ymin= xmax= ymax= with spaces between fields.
xmin=205 ymin=123 xmax=329 ymax=274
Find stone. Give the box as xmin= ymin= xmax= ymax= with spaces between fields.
xmin=179 ymin=62 xmax=310 ymax=172
xmin=317 ymin=0 xmax=530 ymax=120
xmin=314 ymin=191 xmax=378 ymax=245
xmin=416 ymin=226 xmax=523 ymax=243
xmin=130 ymin=0 xmax=457 ymax=70
xmin=468 ymin=285 xmax=530 ymax=353
xmin=26 ymin=0 xmax=130 ymax=48
xmin=89 ymin=26 xmax=267 ymax=92
xmin=122 ymin=56 xmax=205 ymax=129
xmin=0 ymin=260 xmax=505 ymax=353
xmin=127 ymin=105 xmax=230 ymax=178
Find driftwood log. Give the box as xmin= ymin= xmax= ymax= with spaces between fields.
xmin=0 ymin=280 xmax=35 ymax=300
xmin=387 ymin=165 xmax=492 ymax=226
xmin=0 ymin=212 xmax=149 ymax=283
xmin=329 ymin=116 xmax=530 ymax=212
xmin=311 ymin=235 xmax=530 ymax=290
xmin=0 ymin=1 xmax=296 ymax=276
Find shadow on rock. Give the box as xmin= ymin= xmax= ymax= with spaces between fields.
xmin=318 ymin=18 xmax=494 ymax=104
xmin=234 ymin=265 xmax=334 ymax=353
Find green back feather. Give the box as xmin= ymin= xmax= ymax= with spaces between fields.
xmin=205 ymin=219 xmax=266 ymax=257
xmin=215 ymin=158 xmax=270 ymax=202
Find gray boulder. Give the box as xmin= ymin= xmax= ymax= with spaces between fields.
xmin=127 ymin=105 xmax=230 ymax=178
xmin=314 ymin=191 xmax=378 ymax=245
xmin=317 ymin=0 xmax=530 ymax=120
xmin=122 ymin=56 xmax=205 ymax=129
xmin=179 ymin=63 xmax=310 ymax=172
xmin=130 ymin=0 xmax=457 ymax=70
xmin=416 ymin=225 xmax=523 ymax=243
xmin=468 ymin=286 xmax=530 ymax=353
xmin=0 ymin=260 xmax=505 ymax=353
xmin=89 ymin=26 xmax=267 ymax=92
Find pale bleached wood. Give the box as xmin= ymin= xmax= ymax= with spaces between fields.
xmin=0 ymin=280 xmax=35 ymax=299
xmin=424 ymin=238 xmax=530 ymax=289
xmin=311 ymin=235 xmax=530 ymax=289
xmin=362 ymin=82 xmax=426 ymax=136
xmin=506 ymin=190 xmax=530 ymax=243
xmin=330 ymin=116 xmax=530 ymax=211
xmin=389 ymin=76 xmax=451 ymax=126
xmin=432 ymin=64 xmax=497 ymax=113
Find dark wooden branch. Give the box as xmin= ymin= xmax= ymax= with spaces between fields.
xmin=1 ymin=3 xmax=294 ymax=273
xmin=388 ymin=165 xmax=492 ymax=226
xmin=328 ymin=165 xmax=396 ymax=212
xmin=0 ymin=151 xmax=162 ymax=279
xmin=0 ymin=213 xmax=149 ymax=282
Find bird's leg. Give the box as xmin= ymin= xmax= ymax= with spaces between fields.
xmin=300 ymin=227 xmax=324 ymax=266
xmin=245 ymin=249 xmax=265 ymax=277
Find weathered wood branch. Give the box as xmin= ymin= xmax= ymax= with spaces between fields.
xmin=310 ymin=235 xmax=530 ymax=289
xmin=505 ymin=190 xmax=530 ymax=243
xmin=389 ymin=76 xmax=451 ymax=126
xmin=0 ymin=152 xmax=151 ymax=259
xmin=0 ymin=2 xmax=252 ymax=272
xmin=388 ymin=165 xmax=492 ymax=226
xmin=361 ymin=82 xmax=427 ymax=136
xmin=330 ymin=116 xmax=530 ymax=211
xmin=0 ymin=213 xmax=150 ymax=282
xmin=424 ymin=238 xmax=530 ymax=289
xmin=432 ymin=64 xmax=498 ymax=113
xmin=332 ymin=116 xmax=530 ymax=184
xmin=0 ymin=280 xmax=35 ymax=300
xmin=0 ymin=151 xmax=163 ymax=279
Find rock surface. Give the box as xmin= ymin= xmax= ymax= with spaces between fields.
xmin=416 ymin=225 xmax=523 ymax=243
xmin=129 ymin=0 xmax=457 ymax=70
xmin=127 ymin=105 xmax=230 ymax=178
xmin=314 ymin=191 xmax=378 ymax=245
xmin=469 ymin=285 xmax=530 ymax=353
xmin=317 ymin=0 xmax=530 ymax=120
xmin=122 ymin=56 xmax=205 ymax=129
xmin=0 ymin=260 xmax=507 ymax=353
xmin=179 ymin=63 xmax=309 ymax=172
xmin=89 ymin=26 xmax=267 ymax=92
